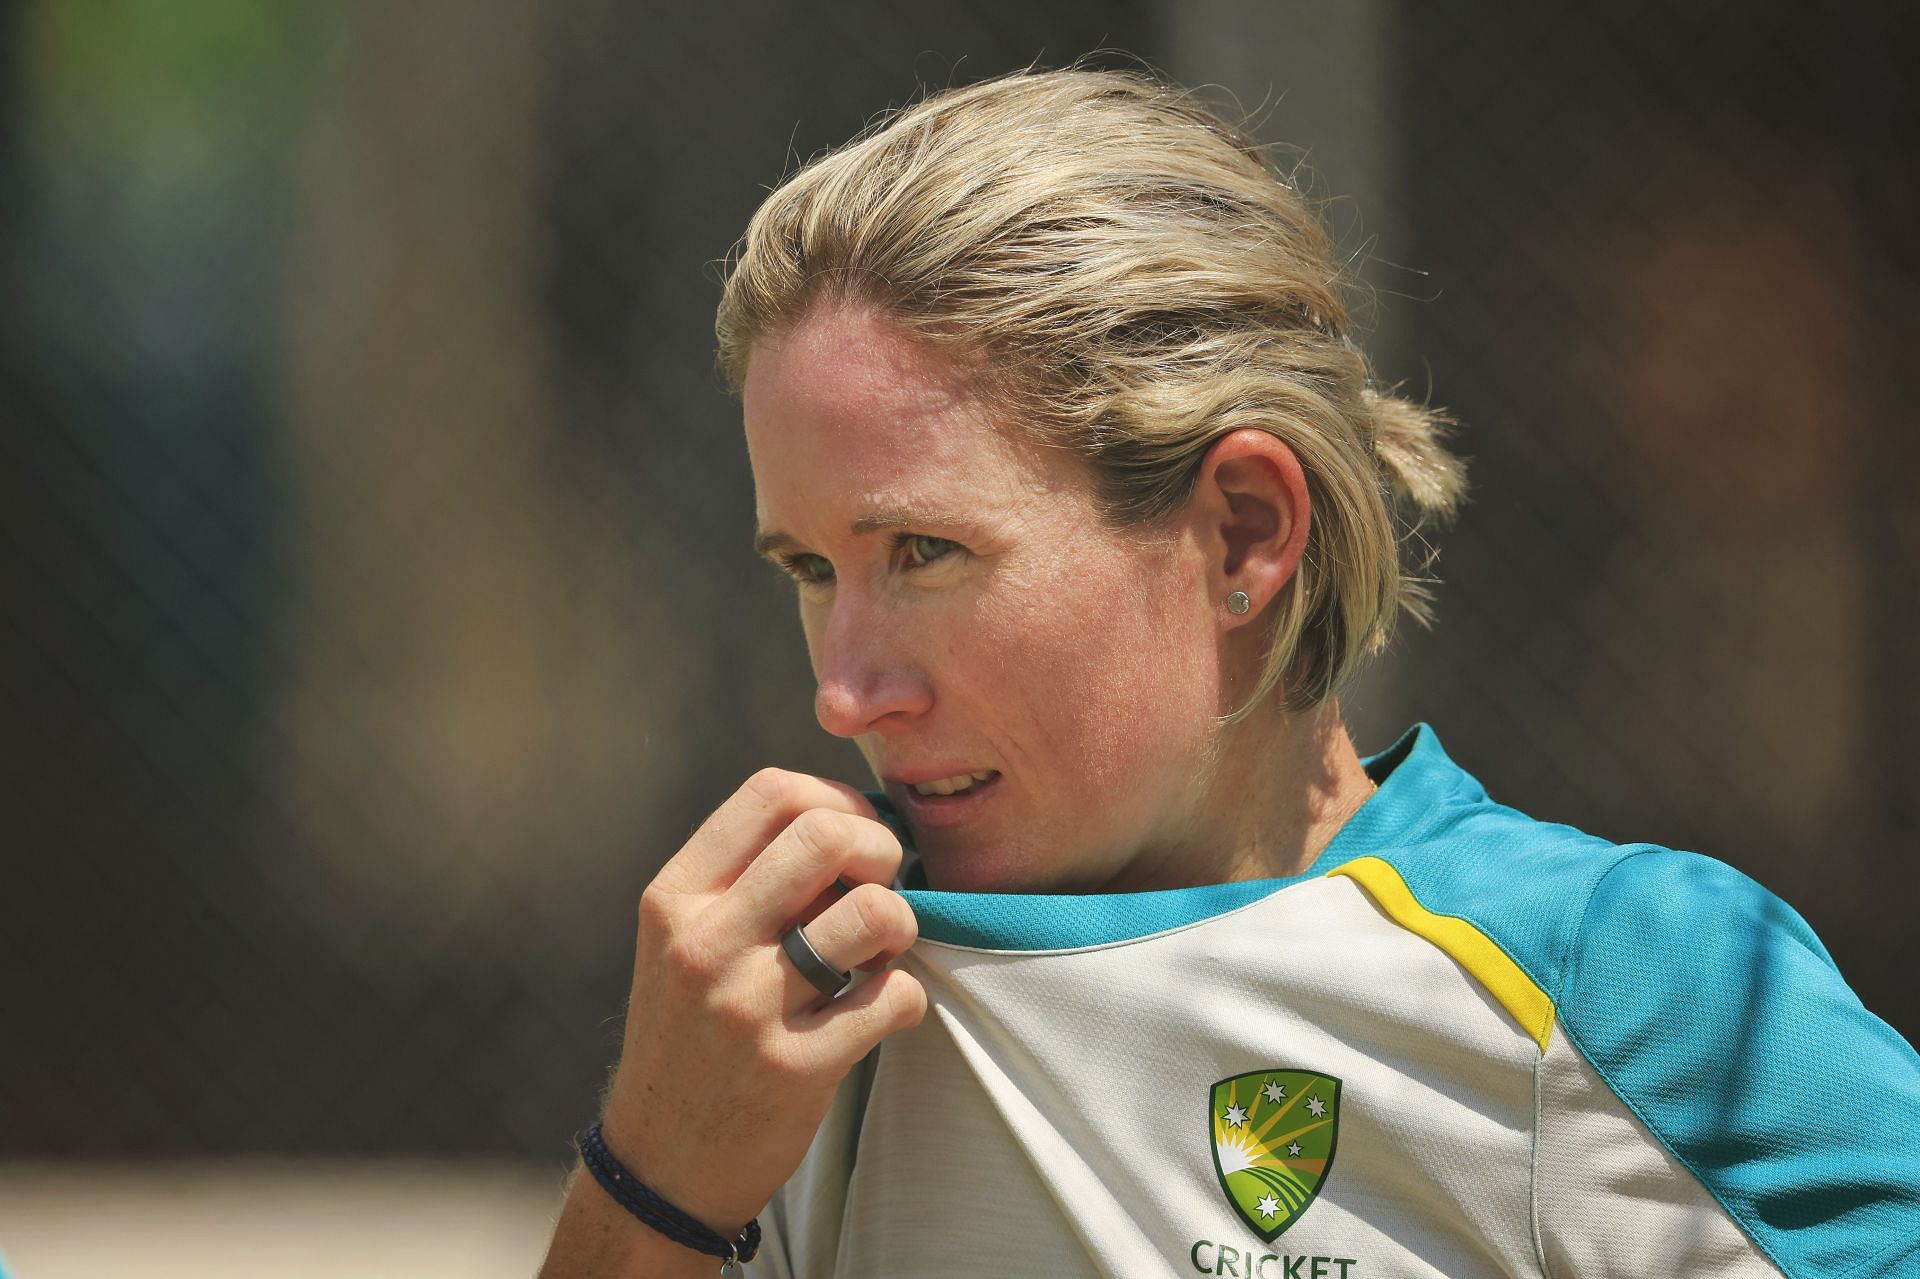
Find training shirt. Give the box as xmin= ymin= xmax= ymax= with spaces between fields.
xmin=757 ymin=725 xmax=1920 ymax=1278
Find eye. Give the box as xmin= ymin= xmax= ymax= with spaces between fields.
xmin=901 ymin=534 xmax=959 ymax=568
xmin=777 ymin=552 xmax=835 ymax=586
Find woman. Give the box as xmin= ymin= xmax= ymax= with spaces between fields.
xmin=541 ymin=69 xmax=1919 ymax=1277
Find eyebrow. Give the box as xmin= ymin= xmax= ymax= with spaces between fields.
xmin=753 ymin=507 xmax=973 ymax=560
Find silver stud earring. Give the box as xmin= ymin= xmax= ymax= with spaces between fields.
xmin=1227 ymin=591 xmax=1251 ymax=615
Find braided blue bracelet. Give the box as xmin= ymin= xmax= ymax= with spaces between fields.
xmin=579 ymin=1121 xmax=761 ymax=1272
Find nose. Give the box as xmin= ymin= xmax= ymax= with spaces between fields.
xmin=810 ymin=591 xmax=933 ymax=739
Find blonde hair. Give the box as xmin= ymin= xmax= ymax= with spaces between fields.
xmin=717 ymin=66 xmax=1466 ymax=716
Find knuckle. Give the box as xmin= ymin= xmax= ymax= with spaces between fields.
xmin=743 ymin=766 xmax=803 ymax=810
xmin=889 ymin=889 xmax=918 ymax=943
xmin=879 ymin=972 xmax=929 ymax=1029
xmin=636 ymin=883 xmax=674 ymax=930
xmin=788 ymin=807 xmax=855 ymax=866
xmin=844 ymin=882 xmax=891 ymax=939
xmin=868 ymin=827 xmax=905 ymax=877
xmin=846 ymin=883 xmax=912 ymax=945
xmin=796 ymin=805 xmax=857 ymax=839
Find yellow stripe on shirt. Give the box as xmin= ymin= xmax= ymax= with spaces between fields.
xmin=1328 ymin=856 xmax=1556 ymax=1052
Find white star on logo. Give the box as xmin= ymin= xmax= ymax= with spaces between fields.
xmin=1287 ymin=1141 xmax=1302 ymax=1157
xmin=1223 ymin=1103 xmax=1249 ymax=1128
xmin=1255 ymin=1192 xmax=1283 ymax=1221
xmin=1262 ymin=1081 xmax=1287 ymax=1104
xmin=1306 ymin=1095 xmax=1327 ymax=1118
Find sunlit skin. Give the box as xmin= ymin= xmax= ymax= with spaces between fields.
xmin=743 ymin=304 xmax=1377 ymax=894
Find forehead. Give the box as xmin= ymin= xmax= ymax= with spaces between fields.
xmin=742 ymin=306 xmax=1062 ymax=515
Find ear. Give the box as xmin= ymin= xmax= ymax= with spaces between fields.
xmin=1186 ymin=428 xmax=1310 ymax=626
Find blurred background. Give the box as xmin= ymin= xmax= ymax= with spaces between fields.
xmin=2 ymin=1 xmax=1914 ymax=1273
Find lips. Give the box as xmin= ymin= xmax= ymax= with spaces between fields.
xmin=908 ymin=769 xmax=998 ymax=797
xmin=884 ymin=763 xmax=998 ymax=789
xmin=887 ymin=770 xmax=1002 ymax=829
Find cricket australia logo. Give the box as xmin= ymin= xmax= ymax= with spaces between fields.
xmin=1208 ymin=1068 xmax=1342 ymax=1241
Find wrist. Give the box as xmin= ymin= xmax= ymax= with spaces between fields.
xmin=542 ymin=1171 xmax=716 ymax=1279
xmin=591 ymin=1114 xmax=761 ymax=1244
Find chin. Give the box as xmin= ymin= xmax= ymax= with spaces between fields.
xmin=918 ymin=845 xmax=1049 ymax=894
xmin=919 ymin=841 xmax=1107 ymax=894
xmin=918 ymin=858 xmax=1000 ymax=894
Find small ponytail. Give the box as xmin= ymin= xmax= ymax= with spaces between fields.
xmin=1359 ymin=386 xmax=1466 ymax=638
xmin=1365 ymin=387 xmax=1467 ymax=522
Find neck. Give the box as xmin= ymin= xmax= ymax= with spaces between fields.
xmin=1117 ymin=697 xmax=1376 ymax=891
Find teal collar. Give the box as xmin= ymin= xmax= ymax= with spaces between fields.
xmin=895 ymin=723 xmax=1481 ymax=951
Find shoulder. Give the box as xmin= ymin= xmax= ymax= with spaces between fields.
xmin=1363 ymin=745 xmax=1920 ymax=1279
xmin=1553 ymin=846 xmax=1920 ymax=1277
xmin=1387 ymin=800 xmax=1855 ymax=1013
xmin=1349 ymin=731 xmax=1858 ymax=1033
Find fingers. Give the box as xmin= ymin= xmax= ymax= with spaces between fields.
xmin=793 ymin=966 xmax=929 ymax=1073
xmin=718 ymin=805 xmax=904 ymax=938
xmin=652 ymin=769 xmax=877 ymax=899
xmin=778 ymin=882 xmax=919 ymax=1016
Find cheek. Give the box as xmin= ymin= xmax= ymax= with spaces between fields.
xmin=967 ymin=550 xmax=1215 ymax=784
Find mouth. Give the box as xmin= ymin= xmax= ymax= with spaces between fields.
xmin=888 ymin=769 xmax=1002 ymax=828
xmin=906 ymin=768 xmax=997 ymax=797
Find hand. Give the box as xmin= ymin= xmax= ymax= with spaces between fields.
xmin=598 ymin=768 xmax=927 ymax=1236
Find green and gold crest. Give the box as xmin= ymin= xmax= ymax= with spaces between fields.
xmin=1207 ymin=1068 xmax=1341 ymax=1241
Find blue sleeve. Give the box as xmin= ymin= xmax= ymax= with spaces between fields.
xmin=1559 ymin=849 xmax=1920 ymax=1278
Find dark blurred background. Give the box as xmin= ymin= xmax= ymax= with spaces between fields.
xmin=3 ymin=0 xmax=1914 ymax=1195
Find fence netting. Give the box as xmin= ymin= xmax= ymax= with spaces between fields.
xmin=3 ymin=0 xmax=1914 ymax=1157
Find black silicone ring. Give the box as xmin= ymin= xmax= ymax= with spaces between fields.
xmin=780 ymin=924 xmax=852 ymax=997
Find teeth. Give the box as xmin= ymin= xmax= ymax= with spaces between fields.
xmin=913 ymin=770 xmax=995 ymax=797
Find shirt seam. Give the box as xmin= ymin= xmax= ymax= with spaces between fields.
xmin=1528 ymin=1048 xmax=1556 ymax=1279
xmin=1557 ymin=850 xmax=1797 ymax=1278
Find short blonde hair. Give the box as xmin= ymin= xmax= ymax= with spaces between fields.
xmin=717 ymin=67 xmax=1466 ymax=716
